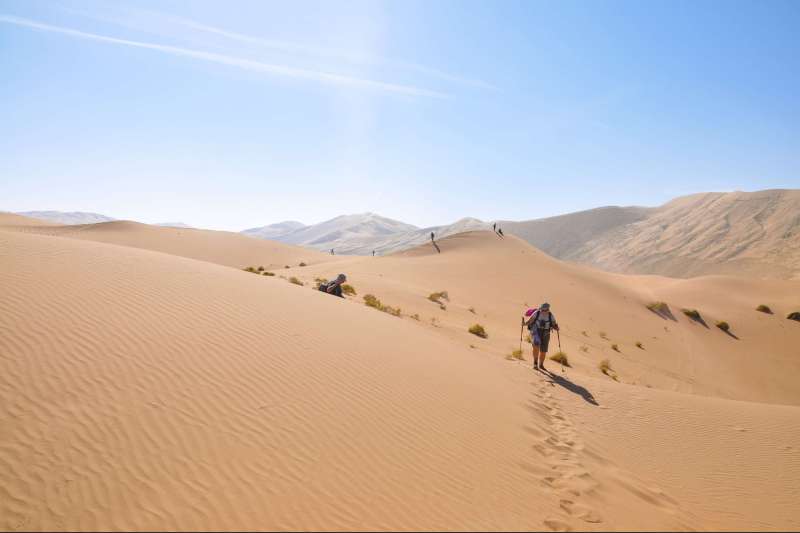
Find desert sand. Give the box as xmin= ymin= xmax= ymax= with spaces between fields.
xmin=503 ymin=189 xmax=800 ymax=280
xmin=1 ymin=215 xmax=799 ymax=531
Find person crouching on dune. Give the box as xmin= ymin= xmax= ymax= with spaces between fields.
xmin=319 ymin=274 xmax=347 ymax=298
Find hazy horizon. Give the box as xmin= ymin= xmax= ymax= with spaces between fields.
xmin=3 ymin=0 xmax=799 ymax=231
xmin=9 ymin=186 xmax=798 ymax=231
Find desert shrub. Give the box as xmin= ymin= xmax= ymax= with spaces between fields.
xmin=468 ymin=324 xmax=488 ymax=339
xmin=549 ymin=351 xmax=570 ymax=367
xmin=257 ymin=266 xmax=265 ymax=272
xmin=682 ymin=308 xmax=701 ymax=320
xmin=342 ymin=284 xmax=356 ymax=296
xmin=289 ymin=277 xmax=304 ymax=286
xmin=364 ymin=294 xmax=382 ymax=309
xmin=428 ymin=291 xmax=449 ymax=303
xmin=786 ymin=312 xmax=800 ymax=321
xmin=582 ymin=330 xmax=589 ymax=337
xmin=263 ymin=271 xmax=275 ymax=276
xmin=384 ymin=305 xmax=402 ymax=317
xmin=363 ymin=294 xmax=400 ymax=317
xmin=411 ymin=313 xmax=420 ymax=321
xmin=716 ymin=321 xmax=730 ymax=332
xmin=647 ymin=301 xmax=668 ymax=313
xmin=599 ymin=331 xmax=608 ymax=340
xmin=599 ymin=359 xmax=617 ymax=381
xmin=756 ymin=304 xmax=772 ymax=314
xmin=468 ymin=306 xmax=476 ymax=314
xmin=284 ymin=265 xmax=290 ymax=269
xmin=470 ymin=344 xmax=477 ymax=349
xmin=439 ymin=304 xmax=447 ymax=311
xmin=635 ymin=341 xmax=643 ymax=349
xmin=611 ymin=343 xmax=620 ymax=352
xmin=511 ymin=349 xmax=524 ymax=360
xmin=244 ymin=266 xmax=257 ymax=273
xmin=579 ymin=345 xmax=589 ymax=353
xmin=315 ymin=277 xmax=328 ymax=284
xmin=299 ymin=262 xmax=307 ymax=267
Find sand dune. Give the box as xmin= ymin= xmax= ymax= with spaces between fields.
xmin=503 ymin=189 xmax=800 ymax=280
xmin=1 ymin=225 xmax=799 ymax=530
xmin=0 ymin=212 xmax=59 ymax=227
xmin=12 ymin=218 xmax=334 ymax=270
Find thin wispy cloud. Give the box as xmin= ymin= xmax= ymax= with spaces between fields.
xmin=169 ymin=14 xmax=497 ymax=91
xmin=0 ymin=15 xmax=446 ymax=98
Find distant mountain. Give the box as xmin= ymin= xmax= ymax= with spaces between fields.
xmin=241 ymin=221 xmax=307 ymax=240
xmin=331 ymin=217 xmax=489 ymax=255
xmin=156 ymin=222 xmax=193 ymax=229
xmin=18 ymin=211 xmax=115 ymax=225
xmin=502 ymin=189 xmax=800 ymax=280
xmin=242 ymin=213 xmax=489 ymax=255
xmin=269 ymin=213 xmax=419 ymax=251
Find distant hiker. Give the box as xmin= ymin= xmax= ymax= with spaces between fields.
xmin=524 ymin=303 xmax=559 ymax=371
xmin=330 ymin=248 xmax=334 ymax=255
xmin=430 ymin=231 xmax=435 ymax=242
xmin=372 ymin=250 xmax=375 ymax=257
xmin=319 ymin=273 xmax=347 ymax=298
xmin=493 ymin=222 xmax=497 ymax=232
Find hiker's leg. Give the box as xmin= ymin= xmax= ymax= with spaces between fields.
xmin=538 ymin=331 xmax=550 ymax=367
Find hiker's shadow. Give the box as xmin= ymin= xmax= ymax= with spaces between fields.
xmin=542 ymin=370 xmax=599 ymax=406
xmin=432 ymin=242 xmax=441 ymax=253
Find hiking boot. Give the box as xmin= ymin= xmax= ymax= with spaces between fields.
xmin=533 ymin=362 xmax=539 ymax=370
xmin=540 ymin=363 xmax=546 ymax=371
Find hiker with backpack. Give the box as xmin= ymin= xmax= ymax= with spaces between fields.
xmin=524 ymin=303 xmax=559 ymax=371
xmin=319 ymin=273 xmax=347 ymax=298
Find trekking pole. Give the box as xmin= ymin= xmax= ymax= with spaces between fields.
xmin=557 ymin=328 xmax=564 ymax=373
xmin=519 ymin=317 xmax=524 ymax=354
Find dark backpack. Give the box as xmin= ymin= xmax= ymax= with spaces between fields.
xmin=528 ymin=310 xmax=555 ymax=331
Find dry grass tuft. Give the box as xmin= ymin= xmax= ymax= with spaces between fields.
xmin=549 ymin=351 xmax=570 ymax=367
xmin=786 ymin=311 xmax=800 ymax=321
xmin=342 ymin=284 xmax=356 ymax=296
xmin=611 ymin=343 xmax=620 ymax=352
xmin=647 ymin=301 xmax=669 ymax=313
xmin=363 ymin=294 xmax=401 ymax=317
xmin=428 ymin=291 xmax=450 ymax=304
xmin=635 ymin=341 xmax=643 ymax=349
xmin=682 ymin=308 xmax=701 ymax=320
xmin=289 ymin=276 xmax=304 ymax=286
xmin=468 ymin=324 xmax=488 ymax=339
xmin=716 ymin=320 xmax=730 ymax=332
xmin=756 ymin=304 xmax=772 ymax=314
xmin=511 ymin=349 xmax=524 ymax=360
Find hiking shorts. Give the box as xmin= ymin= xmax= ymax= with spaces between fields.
xmin=534 ymin=329 xmax=551 ymax=352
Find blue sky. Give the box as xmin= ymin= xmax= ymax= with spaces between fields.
xmin=2 ymin=0 xmax=798 ymax=230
